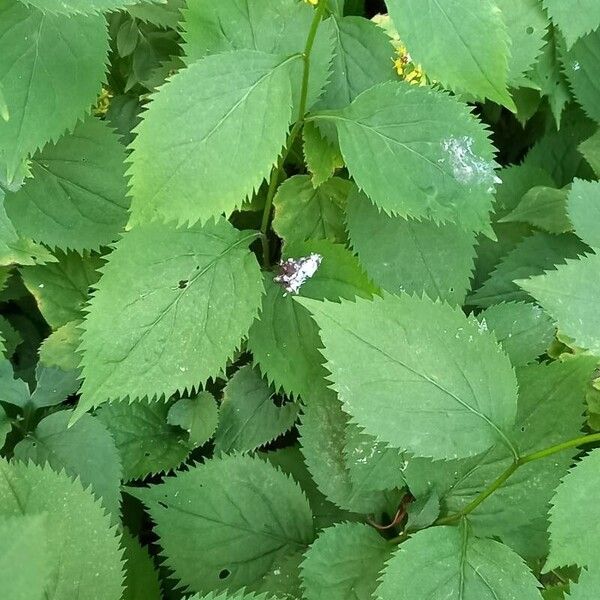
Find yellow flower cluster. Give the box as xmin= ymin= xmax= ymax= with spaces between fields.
xmin=304 ymin=0 xmax=318 ymax=4
xmin=371 ymin=13 xmax=427 ymax=86
xmin=93 ymin=87 xmax=112 ymax=117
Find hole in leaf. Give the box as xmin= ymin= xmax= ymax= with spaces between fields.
xmin=178 ymin=280 xmax=188 ymax=289
xmin=144 ymin=452 xmax=150 ymax=457
xmin=158 ymin=501 xmax=168 ymax=508
xmin=219 ymin=569 xmax=230 ymax=580
xmin=526 ymin=26 xmax=534 ymax=34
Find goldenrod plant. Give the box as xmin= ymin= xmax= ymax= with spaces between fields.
xmin=1 ymin=0 xmax=600 ymax=598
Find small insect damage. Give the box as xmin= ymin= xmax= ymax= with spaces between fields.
xmin=274 ymin=253 xmax=323 ymax=295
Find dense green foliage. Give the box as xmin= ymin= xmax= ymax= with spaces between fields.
xmin=1 ymin=0 xmax=600 ymax=598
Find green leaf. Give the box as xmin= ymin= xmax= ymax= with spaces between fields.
xmin=135 ymin=454 xmax=314 ymax=594
xmin=20 ymin=250 xmax=103 ymax=329
xmin=167 ymin=392 xmax=219 ymax=448
xmin=317 ymin=15 xmax=394 ymax=109
xmin=0 ymin=1 xmax=108 ymax=184
xmin=14 ymin=410 xmax=123 ymax=519
xmin=128 ymin=50 xmax=295 ymax=226
xmin=498 ymin=0 xmax=548 ymax=85
xmin=187 ymin=591 xmax=285 ymax=600
xmin=316 ymin=82 xmax=499 ymax=232
xmin=272 ymin=175 xmax=351 ymax=247
xmin=579 ymin=129 xmax=600 ymax=176
xmin=500 ymin=186 xmax=571 ymax=234
xmin=404 ymin=355 xmax=596 ymax=551
xmin=214 ymin=366 xmax=298 ymax=454
xmin=567 ymin=178 xmax=600 ymax=248
xmin=181 ymin=0 xmax=333 ymax=115
xmin=300 ymin=523 xmax=390 ymax=600
xmin=0 ymin=314 xmax=22 ymax=358
xmin=519 ymin=253 xmax=600 ymax=355
xmin=546 ymin=449 xmax=600 ymax=570
xmin=0 ymin=404 xmax=11 ymax=448
xmin=477 ymin=302 xmax=555 ymax=366
xmin=38 ymin=320 xmax=82 ymax=371
xmin=561 ymin=30 xmax=600 ymax=123
xmin=77 ymin=219 xmax=263 ymax=415
xmin=0 ymin=358 xmax=29 ymax=408
xmin=376 ymin=522 xmax=542 ymax=600
xmin=248 ymin=239 xmax=375 ymax=399
xmin=0 ymin=514 xmax=50 ymax=600
xmin=543 ymin=0 xmax=600 ymax=48
xmin=470 ymin=232 xmax=588 ymax=308
xmin=128 ymin=0 xmax=185 ymax=29
xmin=567 ymin=567 xmax=600 ymax=600
xmin=97 ymin=399 xmax=193 ymax=481
xmin=0 ymin=197 xmax=57 ymax=266
xmin=262 ymin=445 xmax=359 ymax=531
xmin=346 ymin=189 xmax=476 ymax=305
xmin=299 ymin=389 xmax=397 ymax=515
xmin=4 ymin=117 xmax=130 ymax=252
xmin=343 ymin=422 xmax=406 ymax=494
xmin=121 ymin=530 xmax=162 ymax=600
xmin=254 ymin=551 xmax=303 ymax=600
xmin=19 ymin=0 xmax=159 ymax=15
xmin=0 ymin=458 xmax=124 ymax=600
xmin=385 ymin=0 xmax=513 ymax=108
xmin=302 ymin=121 xmax=344 ymax=187
xmin=29 ymin=364 xmax=80 ymax=409
xmin=300 ymin=293 xmax=519 ymax=460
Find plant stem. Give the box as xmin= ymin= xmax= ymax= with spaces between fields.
xmin=259 ymin=0 xmax=327 ymax=267
xmin=433 ymin=431 xmax=600 ymax=527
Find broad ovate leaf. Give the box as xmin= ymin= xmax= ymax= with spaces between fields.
xmin=5 ymin=117 xmax=130 ymax=252
xmin=0 ymin=0 xmax=108 ymax=184
xmin=135 ymin=454 xmax=313 ymax=594
xmin=543 ymin=0 xmax=600 ymax=48
xmin=129 ymin=50 xmax=296 ymax=226
xmin=385 ymin=0 xmax=513 ymax=108
xmin=77 ymin=219 xmax=263 ymax=417
xmin=0 ymin=458 xmax=124 ymax=600
xmin=567 ymin=178 xmax=600 ymax=248
xmin=315 ymin=82 xmax=498 ymax=232
xmin=377 ymin=522 xmax=542 ymax=600
xmin=299 ymin=293 xmax=519 ymax=460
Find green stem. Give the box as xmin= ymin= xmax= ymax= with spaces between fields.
xmin=434 ymin=431 xmax=600 ymax=527
xmin=259 ymin=0 xmax=327 ymax=267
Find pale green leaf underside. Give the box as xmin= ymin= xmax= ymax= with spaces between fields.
xmin=0 ymin=1 xmax=108 ymax=183
xmin=0 ymin=514 xmax=50 ymax=600
xmin=470 ymin=232 xmax=588 ymax=307
xmin=300 ymin=293 xmax=518 ymax=460
xmin=546 ymin=449 xmax=600 ymax=571
xmin=579 ymin=130 xmax=600 ymax=177
xmin=129 ymin=50 xmax=294 ymax=226
xmin=77 ymin=218 xmax=262 ymax=416
xmin=20 ymin=0 xmax=159 ymax=15
xmin=477 ymin=301 xmax=555 ymax=366
xmin=214 ymin=365 xmax=298 ymax=454
xmin=319 ymin=82 xmax=498 ymax=232
xmin=188 ymin=591 xmax=284 ymax=600
xmin=300 ymin=523 xmax=390 ymax=600
xmin=302 ymin=121 xmax=343 ymax=187
xmin=386 ymin=0 xmax=513 ymax=108
xmin=181 ymin=0 xmax=332 ymax=115
xmin=5 ymin=117 xmax=130 ymax=252
xmin=13 ymin=410 xmax=123 ymax=519
xmin=346 ymin=189 xmax=476 ymax=305
xmin=543 ymin=0 xmax=600 ymax=48
xmin=97 ymin=400 xmax=193 ymax=481
xmin=272 ymin=175 xmax=351 ymax=247
xmin=377 ymin=524 xmax=542 ymax=600
xmin=519 ymin=253 xmax=600 ymax=355
xmin=0 ymin=459 xmax=124 ymax=600
xmin=135 ymin=454 xmax=313 ymax=594
xmin=567 ymin=178 xmax=600 ymax=248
